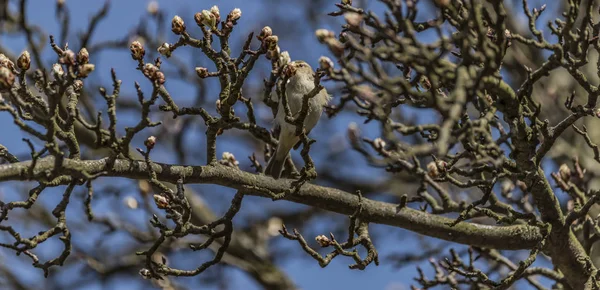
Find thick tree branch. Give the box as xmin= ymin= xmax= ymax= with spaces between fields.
xmin=0 ymin=156 xmax=543 ymax=250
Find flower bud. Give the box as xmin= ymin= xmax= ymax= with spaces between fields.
xmin=154 ymin=71 xmax=165 ymax=85
xmin=315 ymin=235 xmax=331 ymax=247
xmin=501 ymin=180 xmax=515 ymax=194
xmin=60 ymin=49 xmax=76 ymax=66
xmin=210 ymin=5 xmax=220 ymax=23
xmin=339 ymin=32 xmax=349 ymax=43
xmin=138 ymin=180 xmax=151 ymax=195
xmin=145 ymin=136 xmax=157 ymax=149
xmin=124 ymin=196 xmax=139 ymax=209
xmin=171 ymin=15 xmax=185 ymax=35
xmin=0 ymin=67 xmax=15 ymax=89
xmin=228 ymin=8 xmax=241 ymax=22
xmin=194 ymin=12 xmax=203 ymax=26
xmin=153 ymin=194 xmax=169 ymax=209
xmin=17 ymin=50 xmax=31 ymax=71
xmin=143 ymin=63 xmax=159 ymax=77
xmin=77 ymin=47 xmax=89 ymax=64
xmin=157 ymin=43 xmax=171 ymax=58
xmin=78 ymin=63 xmax=95 ymax=77
xmin=0 ymin=54 xmax=15 ymax=70
xmin=195 ymin=67 xmax=209 ymax=78
xmin=341 ymin=0 xmax=352 ymax=5
xmin=315 ymin=29 xmax=334 ymax=43
xmin=347 ymin=122 xmax=360 ymax=146
xmin=265 ymin=46 xmax=279 ymax=60
xmin=264 ymin=35 xmax=279 ymax=51
xmin=559 ymin=164 xmax=571 ymax=183
xmin=427 ymin=161 xmax=439 ymax=178
xmin=52 ymin=63 xmax=64 ymax=77
xmin=373 ymin=138 xmax=386 ymax=150
xmin=258 ymin=26 xmax=272 ymax=41
xmin=220 ymin=152 xmax=239 ymax=167
xmin=73 ymin=79 xmax=83 ymax=91
xmin=147 ymin=1 xmax=158 ymax=15
xmin=318 ymin=56 xmax=334 ymax=70
xmin=201 ymin=10 xmax=216 ymax=29
xmin=344 ymin=12 xmax=363 ymax=28
xmin=139 ymin=269 xmax=152 ymax=280
xmin=130 ymin=41 xmax=145 ymax=61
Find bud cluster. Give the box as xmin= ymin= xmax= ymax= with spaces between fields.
xmin=427 ymin=160 xmax=447 ymax=178
xmin=219 ymin=152 xmax=240 ymax=167
xmin=194 ymin=6 xmax=222 ymax=30
xmin=142 ymin=63 xmax=165 ymax=85
xmin=315 ymin=235 xmax=332 ymax=247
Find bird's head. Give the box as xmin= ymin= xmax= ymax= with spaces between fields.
xmin=283 ymin=60 xmax=313 ymax=78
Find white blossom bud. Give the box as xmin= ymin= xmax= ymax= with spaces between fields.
xmin=145 ymin=135 xmax=157 ymax=149
xmin=201 ymin=10 xmax=216 ymax=29
xmin=210 ymin=5 xmax=220 ymax=22
xmin=258 ymin=26 xmax=272 ymax=41
xmin=373 ymin=138 xmax=386 ymax=150
xmin=78 ymin=63 xmax=95 ymax=77
xmin=319 ymin=56 xmax=334 ymax=70
xmin=228 ymin=8 xmax=241 ymax=22
xmin=315 ymin=29 xmax=334 ymax=43
xmin=52 ymin=63 xmax=64 ymax=77
xmin=157 ymin=43 xmax=171 ymax=57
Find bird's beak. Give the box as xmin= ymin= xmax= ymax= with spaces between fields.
xmin=283 ymin=63 xmax=297 ymax=78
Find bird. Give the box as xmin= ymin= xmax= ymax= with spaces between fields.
xmin=264 ymin=60 xmax=330 ymax=179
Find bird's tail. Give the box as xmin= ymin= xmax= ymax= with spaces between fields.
xmin=265 ymin=135 xmax=297 ymax=179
